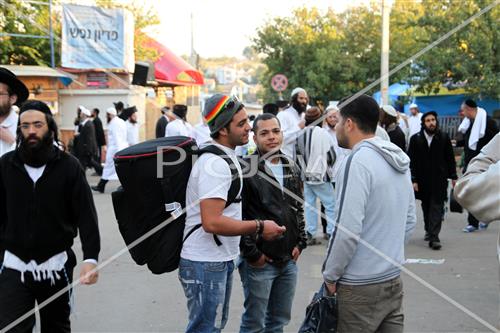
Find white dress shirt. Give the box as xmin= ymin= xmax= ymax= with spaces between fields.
xmin=0 ymin=108 xmax=18 ymax=157
xmin=165 ymin=119 xmax=194 ymax=138
xmin=276 ymin=106 xmax=303 ymax=157
xmin=408 ymin=113 xmax=423 ymax=138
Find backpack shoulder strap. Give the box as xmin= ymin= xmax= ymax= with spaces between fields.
xmin=189 ymin=145 xmax=242 ymax=246
xmin=197 ymin=145 xmax=241 ymax=207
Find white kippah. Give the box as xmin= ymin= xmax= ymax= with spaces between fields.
xmin=106 ymin=107 xmax=117 ymax=116
xmin=381 ymin=105 xmax=398 ymax=117
xmin=291 ymin=87 xmax=306 ymax=98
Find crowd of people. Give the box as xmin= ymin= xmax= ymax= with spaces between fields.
xmin=0 ymin=65 xmax=499 ymax=333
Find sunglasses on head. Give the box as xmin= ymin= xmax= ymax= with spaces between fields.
xmin=224 ymin=96 xmax=243 ymax=112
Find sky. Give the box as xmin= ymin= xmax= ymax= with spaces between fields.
xmin=144 ymin=0 xmax=370 ymax=58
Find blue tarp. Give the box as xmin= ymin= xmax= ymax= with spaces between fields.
xmin=373 ymin=83 xmax=499 ymax=116
xmin=409 ymin=95 xmax=499 ymax=116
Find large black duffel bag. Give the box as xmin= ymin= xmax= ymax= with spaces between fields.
xmin=111 ymin=136 xmax=240 ymax=274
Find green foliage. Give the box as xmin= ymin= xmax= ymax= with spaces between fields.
xmin=0 ymin=0 xmax=160 ymax=66
xmin=411 ymin=0 xmax=499 ymax=98
xmin=0 ymin=0 xmax=61 ymax=65
xmin=253 ymin=0 xmax=499 ymax=103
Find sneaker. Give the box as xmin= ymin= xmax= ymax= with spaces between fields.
xmin=307 ymin=233 xmax=321 ymax=246
xmin=323 ymin=233 xmax=330 ymax=241
xmin=462 ymin=225 xmax=477 ymax=233
xmin=429 ymin=241 xmax=442 ymax=250
xmin=478 ymin=222 xmax=488 ymax=230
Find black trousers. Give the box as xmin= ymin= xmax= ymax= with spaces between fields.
xmin=467 ymin=212 xmax=479 ymax=228
xmin=96 ymin=145 xmax=102 ymax=163
xmin=79 ymin=154 xmax=103 ymax=175
xmin=421 ymin=196 xmax=444 ymax=243
xmin=321 ymin=182 xmax=335 ymax=234
xmin=0 ymin=254 xmax=75 ymax=333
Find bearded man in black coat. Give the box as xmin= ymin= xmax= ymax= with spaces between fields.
xmin=408 ymin=111 xmax=457 ymax=250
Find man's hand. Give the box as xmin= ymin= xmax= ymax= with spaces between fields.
xmin=79 ymin=262 xmax=99 ymax=285
xmin=298 ymin=120 xmax=306 ymax=129
xmin=325 ymin=281 xmax=336 ymax=295
xmin=413 ymin=183 xmax=419 ymax=192
xmin=261 ymin=220 xmax=286 ymax=241
xmin=248 ymin=254 xmax=270 ymax=268
xmin=0 ymin=127 xmax=15 ymax=145
xmin=292 ymin=247 xmax=301 ymax=262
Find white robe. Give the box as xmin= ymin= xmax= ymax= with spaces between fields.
xmin=165 ymin=119 xmax=194 ymax=138
xmin=102 ymin=117 xmax=128 ymax=180
xmin=276 ymin=106 xmax=303 ymax=157
xmin=126 ymin=120 xmax=139 ymax=146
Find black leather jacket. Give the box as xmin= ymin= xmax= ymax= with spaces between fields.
xmin=240 ymin=152 xmax=307 ymax=266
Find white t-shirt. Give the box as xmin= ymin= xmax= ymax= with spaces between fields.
xmin=165 ymin=119 xmax=194 ymax=138
xmin=181 ymin=143 xmax=243 ymax=262
xmin=265 ymin=160 xmax=284 ymax=190
xmin=193 ymin=123 xmax=211 ymax=144
xmin=0 ymin=109 xmax=18 ymax=157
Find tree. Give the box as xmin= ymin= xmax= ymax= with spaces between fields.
xmin=252 ymin=0 xmax=499 ymax=103
xmin=410 ymin=0 xmax=499 ymax=99
xmin=0 ymin=0 xmax=161 ymax=66
xmin=0 ymin=0 xmax=60 ymax=65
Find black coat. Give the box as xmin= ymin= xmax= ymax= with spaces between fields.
xmin=387 ymin=125 xmax=406 ymax=151
xmin=0 ymin=147 xmax=100 ymax=263
xmin=93 ymin=116 xmax=106 ymax=147
xmin=408 ymin=129 xmax=457 ymax=201
xmin=241 ymin=153 xmax=307 ymax=265
xmin=155 ymin=116 xmax=168 ymax=138
xmin=457 ymin=116 xmax=499 ymax=170
xmin=75 ymin=120 xmax=98 ymax=166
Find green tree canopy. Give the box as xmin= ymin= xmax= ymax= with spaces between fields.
xmin=0 ymin=0 xmax=161 ymax=66
xmin=253 ymin=0 xmax=499 ymax=104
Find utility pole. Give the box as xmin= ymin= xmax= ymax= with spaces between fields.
xmin=380 ymin=0 xmax=390 ymax=104
xmin=189 ymin=12 xmax=196 ymax=68
xmin=49 ymin=0 xmax=55 ymax=68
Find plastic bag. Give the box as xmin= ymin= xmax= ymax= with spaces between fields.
xmin=299 ymin=283 xmax=337 ymax=333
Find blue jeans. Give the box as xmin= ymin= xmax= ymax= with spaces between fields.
xmin=239 ymin=259 xmax=298 ymax=333
xmin=304 ymin=182 xmax=335 ymax=235
xmin=178 ymin=258 xmax=234 ymax=333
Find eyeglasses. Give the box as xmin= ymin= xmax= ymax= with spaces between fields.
xmin=19 ymin=121 xmax=47 ymax=130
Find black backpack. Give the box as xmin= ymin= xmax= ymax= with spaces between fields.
xmin=111 ymin=136 xmax=241 ymax=274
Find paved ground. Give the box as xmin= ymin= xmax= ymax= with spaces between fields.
xmin=65 ymin=176 xmax=499 ymax=333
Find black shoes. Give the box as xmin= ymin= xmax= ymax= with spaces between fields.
xmin=429 ymin=241 xmax=442 ymax=250
xmin=91 ymin=179 xmax=108 ymax=193
xmin=307 ymin=232 xmax=322 ymax=246
xmin=424 ymin=233 xmax=430 ymax=241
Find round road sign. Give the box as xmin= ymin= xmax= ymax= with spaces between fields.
xmin=271 ymin=74 xmax=288 ymax=92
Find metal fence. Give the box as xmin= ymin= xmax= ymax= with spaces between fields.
xmin=439 ymin=116 xmax=462 ymax=139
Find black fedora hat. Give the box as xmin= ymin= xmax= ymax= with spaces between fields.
xmin=0 ymin=67 xmax=29 ymax=105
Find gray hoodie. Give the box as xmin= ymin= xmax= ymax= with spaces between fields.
xmin=323 ymin=136 xmax=417 ymax=285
